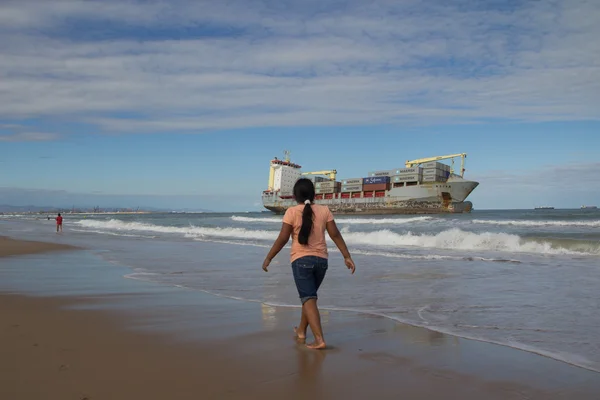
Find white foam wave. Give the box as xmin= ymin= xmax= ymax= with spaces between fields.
xmin=231 ymin=216 xmax=282 ymax=223
xmin=69 ymin=228 xmax=157 ymax=239
xmin=74 ymin=220 xmax=599 ymax=256
xmin=232 ymin=215 xmax=433 ymax=225
xmin=75 ymin=219 xmax=278 ymax=240
xmin=473 ymin=219 xmax=600 ymax=227
xmin=341 ymin=228 xmax=599 ymax=256
xmin=353 ymin=249 xmax=463 ymax=261
xmin=336 ymin=216 xmax=433 ymax=224
xmin=353 ymin=250 xmax=521 ymax=263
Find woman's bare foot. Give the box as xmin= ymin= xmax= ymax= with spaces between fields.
xmin=293 ymin=326 xmax=306 ymax=340
xmin=306 ymin=340 xmax=326 ymax=350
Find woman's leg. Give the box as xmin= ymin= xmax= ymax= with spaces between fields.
xmin=303 ymin=298 xmax=326 ymax=349
xmin=291 ymin=257 xmax=327 ymax=349
xmin=295 ymin=308 xmax=308 ymax=339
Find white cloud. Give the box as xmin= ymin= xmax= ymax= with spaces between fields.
xmin=0 ymin=0 xmax=598 ymax=133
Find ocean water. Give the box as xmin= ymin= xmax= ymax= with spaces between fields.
xmin=2 ymin=208 xmax=600 ymax=372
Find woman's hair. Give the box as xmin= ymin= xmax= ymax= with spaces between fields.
xmin=293 ymin=178 xmax=315 ymax=245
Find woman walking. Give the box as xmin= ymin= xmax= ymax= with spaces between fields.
xmin=262 ymin=178 xmax=356 ymax=349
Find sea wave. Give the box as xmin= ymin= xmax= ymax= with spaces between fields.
xmin=341 ymin=228 xmax=600 ymax=255
xmin=74 ymin=219 xmax=599 ymax=256
xmin=351 ymin=249 xmax=521 ymax=263
xmin=473 ymin=219 xmax=600 ymax=227
xmin=231 ymin=215 xmax=433 ymax=224
xmin=75 ymin=219 xmax=277 ymax=240
xmin=230 ymin=216 xmax=282 ymax=223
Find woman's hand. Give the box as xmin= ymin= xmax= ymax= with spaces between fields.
xmin=262 ymin=223 xmax=293 ymax=273
xmin=344 ymin=257 xmax=356 ymax=274
xmin=262 ymin=258 xmax=271 ymax=272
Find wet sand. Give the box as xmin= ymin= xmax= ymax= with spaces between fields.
xmin=1 ymin=237 xmax=599 ymax=399
xmin=0 ymin=235 xmax=78 ymax=257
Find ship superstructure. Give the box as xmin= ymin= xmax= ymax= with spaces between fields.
xmin=262 ymin=152 xmax=479 ymax=215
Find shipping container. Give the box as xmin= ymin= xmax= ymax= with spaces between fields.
xmin=313 ymin=176 xmax=327 ymax=183
xmin=315 ymin=194 xmax=324 ymax=200
xmin=375 ymin=190 xmax=386 ymax=198
xmin=368 ymin=169 xmax=394 ymax=177
xmin=363 ymin=191 xmax=374 ymax=198
xmin=315 ymin=180 xmax=338 ymax=189
xmin=324 ymin=193 xmax=334 ymax=200
xmin=423 ymin=167 xmax=446 ymax=175
xmin=341 ymin=193 xmax=350 ymax=199
xmin=315 ymin=187 xmax=338 ymax=194
xmin=422 ymin=176 xmax=438 ymax=182
xmin=341 ymin=178 xmax=363 ymax=185
xmin=422 ymin=161 xmax=450 ymax=170
xmin=363 ymin=176 xmax=390 ymax=185
xmin=363 ymin=183 xmax=389 ymax=191
xmin=392 ymin=182 xmax=405 ymax=188
xmin=351 ymin=192 xmax=361 ymax=198
xmin=341 ymin=184 xmax=363 ymax=192
xmin=391 ymin=174 xmax=421 ymax=182
xmin=393 ymin=167 xmax=422 ymax=175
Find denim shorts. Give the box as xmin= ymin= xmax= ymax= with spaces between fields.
xmin=291 ymin=255 xmax=328 ymax=304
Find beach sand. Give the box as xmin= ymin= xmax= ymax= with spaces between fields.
xmin=0 ymin=235 xmax=78 ymax=257
xmin=1 ymin=237 xmax=599 ymax=400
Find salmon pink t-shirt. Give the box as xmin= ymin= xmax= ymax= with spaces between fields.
xmin=282 ymin=204 xmax=334 ymax=263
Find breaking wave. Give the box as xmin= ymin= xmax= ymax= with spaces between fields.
xmin=74 ymin=220 xmax=599 ymax=256
xmin=230 ymin=216 xmax=282 ymax=223
xmin=75 ymin=219 xmax=278 ymax=240
xmin=341 ymin=228 xmax=600 ymax=255
xmin=231 ymin=215 xmax=433 ymax=224
xmin=473 ymin=219 xmax=600 ymax=228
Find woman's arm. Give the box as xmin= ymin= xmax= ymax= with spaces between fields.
xmin=326 ymin=220 xmax=356 ymax=274
xmin=262 ymin=222 xmax=293 ymax=272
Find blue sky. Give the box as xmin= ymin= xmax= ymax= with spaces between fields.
xmin=0 ymin=0 xmax=599 ymax=211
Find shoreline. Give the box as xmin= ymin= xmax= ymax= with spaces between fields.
xmin=1 ymin=235 xmax=600 ymax=399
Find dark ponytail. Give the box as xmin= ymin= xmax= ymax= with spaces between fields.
xmin=293 ymin=178 xmax=315 ymax=245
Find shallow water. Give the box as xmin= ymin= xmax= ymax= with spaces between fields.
xmin=2 ymin=208 xmax=600 ymax=372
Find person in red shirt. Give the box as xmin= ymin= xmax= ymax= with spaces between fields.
xmin=55 ymin=213 xmax=63 ymax=233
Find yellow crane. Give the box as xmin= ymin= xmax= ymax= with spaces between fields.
xmin=301 ymin=170 xmax=338 ymax=181
xmin=405 ymin=153 xmax=468 ymax=177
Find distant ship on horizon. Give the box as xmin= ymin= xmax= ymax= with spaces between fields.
xmin=534 ymin=206 xmax=555 ymax=210
xmin=581 ymin=205 xmax=598 ymax=209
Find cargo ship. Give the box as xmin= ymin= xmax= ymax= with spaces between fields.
xmin=262 ymin=151 xmax=479 ymax=215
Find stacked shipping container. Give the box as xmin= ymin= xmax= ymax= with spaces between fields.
xmin=340 ymin=178 xmax=363 ymax=194
xmin=368 ymin=167 xmax=423 ymax=184
xmin=341 ymin=184 xmax=362 ymax=192
xmin=421 ymin=162 xmax=450 ymax=182
xmin=328 ymin=162 xmax=452 ymax=199
xmin=368 ymin=167 xmax=422 ymax=177
xmin=315 ymin=180 xmax=341 ymax=194
xmin=363 ymin=176 xmax=390 ymax=195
